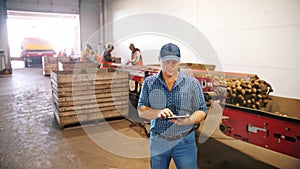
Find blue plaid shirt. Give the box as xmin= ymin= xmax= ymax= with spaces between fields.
xmin=138 ymin=70 xmax=207 ymax=136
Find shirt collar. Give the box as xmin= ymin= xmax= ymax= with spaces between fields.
xmin=155 ymin=69 xmax=185 ymax=90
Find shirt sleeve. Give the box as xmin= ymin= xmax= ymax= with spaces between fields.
xmin=137 ymin=78 xmax=150 ymax=109
xmin=192 ymin=79 xmax=208 ymax=114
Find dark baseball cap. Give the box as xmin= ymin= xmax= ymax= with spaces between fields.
xmin=159 ymin=43 xmax=181 ymax=62
xmin=86 ymin=44 xmax=92 ymax=49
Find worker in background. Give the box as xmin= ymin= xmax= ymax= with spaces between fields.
xmin=70 ymin=48 xmax=76 ymax=61
xmin=80 ymin=44 xmax=100 ymax=63
xmin=99 ymin=42 xmax=115 ymax=68
xmin=126 ymin=43 xmax=143 ymax=66
xmin=58 ymin=49 xmax=67 ymax=57
xmin=138 ymin=43 xmax=207 ymax=169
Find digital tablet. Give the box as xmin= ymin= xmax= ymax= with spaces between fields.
xmin=165 ymin=115 xmax=190 ymax=120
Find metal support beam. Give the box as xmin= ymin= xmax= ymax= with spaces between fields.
xmin=0 ymin=0 xmax=12 ymax=74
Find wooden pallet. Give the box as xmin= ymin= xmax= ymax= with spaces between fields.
xmin=51 ymin=69 xmax=129 ymax=128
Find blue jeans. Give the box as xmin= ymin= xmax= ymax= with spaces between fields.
xmin=150 ymin=131 xmax=197 ymax=169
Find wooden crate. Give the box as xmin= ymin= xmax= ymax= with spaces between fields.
xmin=42 ymin=56 xmax=70 ymax=76
xmin=42 ymin=56 xmax=57 ymax=76
xmin=146 ymin=63 xmax=216 ymax=71
xmin=58 ymin=61 xmax=99 ymax=73
xmin=179 ymin=63 xmax=215 ymax=70
xmin=112 ymin=57 xmax=121 ymax=63
xmin=51 ymin=69 xmax=129 ymax=128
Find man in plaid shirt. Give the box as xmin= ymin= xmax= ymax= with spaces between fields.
xmin=138 ymin=43 xmax=207 ymax=169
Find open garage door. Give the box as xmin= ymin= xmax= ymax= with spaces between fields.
xmin=6 ymin=0 xmax=79 ymax=14
xmin=7 ymin=10 xmax=80 ymax=69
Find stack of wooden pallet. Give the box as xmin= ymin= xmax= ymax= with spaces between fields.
xmin=42 ymin=56 xmax=70 ymax=76
xmin=51 ymin=69 xmax=129 ymax=128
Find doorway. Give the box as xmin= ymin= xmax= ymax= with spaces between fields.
xmin=6 ymin=10 xmax=80 ymax=69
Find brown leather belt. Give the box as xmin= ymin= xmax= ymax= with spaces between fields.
xmin=155 ymin=130 xmax=193 ymax=141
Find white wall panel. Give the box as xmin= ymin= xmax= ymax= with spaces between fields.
xmin=198 ymin=0 xmax=300 ymax=98
xmin=196 ymin=0 xmax=300 ymax=31
xmin=112 ymin=0 xmax=197 ymax=26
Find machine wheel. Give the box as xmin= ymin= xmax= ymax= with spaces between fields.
xmin=129 ymin=80 xmax=137 ymax=93
xmin=219 ymin=123 xmax=227 ymax=133
xmin=24 ymin=57 xmax=29 ymax=67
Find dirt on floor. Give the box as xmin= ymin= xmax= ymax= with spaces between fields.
xmin=0 ymin=67 xmax=299 ymax=169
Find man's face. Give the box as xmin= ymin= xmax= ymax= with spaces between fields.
xmin=161 ymin=60 xmax=180 ymax=77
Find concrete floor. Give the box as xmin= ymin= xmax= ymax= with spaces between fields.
xmin=0 ymin=66 xmax=299 ymax=169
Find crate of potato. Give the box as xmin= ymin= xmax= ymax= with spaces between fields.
xmin=51 ymin=69 xmax=129 ymax=128
xmin=42 ymin=56 xmax=70 ymax=76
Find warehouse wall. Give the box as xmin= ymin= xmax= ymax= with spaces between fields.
xmin=79 ymin=0 xmax=114 ymax=53
xmin=110 ymin=0 xmax=300 ymax=99
xmin=79 ymin=0 xmax=101 ymax=51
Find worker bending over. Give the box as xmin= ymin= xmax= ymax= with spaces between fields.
xmin=100 ymin=43 xmax=115 ymax=68
xmin=80 ymin=44 xmax=101 ymax=63
xmin=126 ymin=43 xmax=143 ymax=66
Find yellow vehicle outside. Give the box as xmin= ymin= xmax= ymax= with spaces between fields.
xmin=21 ymin=38 xmax=56 ymax=67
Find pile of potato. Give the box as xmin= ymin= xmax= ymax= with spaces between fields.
xmin=184 ymin=71 xmax=274 ymax=110
xmin=225 ymin=78 xmax=273 ymax=109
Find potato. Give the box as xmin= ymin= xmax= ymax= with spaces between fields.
xmin=247 ymin=99 xmax=252 ymax=104
xmin=237 ymin=94 xmax=244 ymax=100
xmin=241 ymin=89 xmax=246 ymax=95
xmin=236 ymin=86 xmax=243 ymax=92
xmin=255 ymin=101 xmax=261 ymax=108
xmin=257 ymin=94 xmax=262 ymax=99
